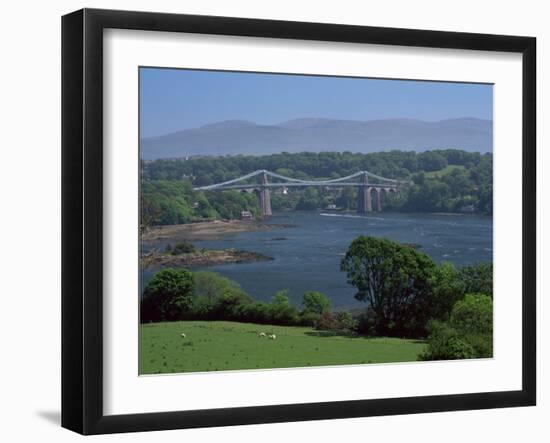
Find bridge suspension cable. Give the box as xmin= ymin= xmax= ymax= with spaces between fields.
xmin=194 ymin=169 xmax=267 ymax=190
xmin=194 ymin=169 xmax=407 ymax=190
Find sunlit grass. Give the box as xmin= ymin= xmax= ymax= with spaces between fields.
xmin=139 ymin=320 xmax=426 ymax=374
xmin=424 ymin=164 xmax=466 ymax=178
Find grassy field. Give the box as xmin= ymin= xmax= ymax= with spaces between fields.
xmin=424 ymin=164 xmax=466 ymax=178
xmin=139 ymin=320 xmax=426 ymax=374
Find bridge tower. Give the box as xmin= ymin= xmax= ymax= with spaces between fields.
xmin=356 ymin=172 xmax=372 ymax=213
xmin=375 ymin=188 xmax=382 ymax=212
xmin=259 ymin=171 xmax=272 ymax=217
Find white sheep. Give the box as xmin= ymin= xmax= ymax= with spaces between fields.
xmin=180 ymin=333 xmax=187 ymax=338
xmin=268 ymin=334 xmax=277 ymax=340
xmin=258 ymin=332 xmax=267 ymax=338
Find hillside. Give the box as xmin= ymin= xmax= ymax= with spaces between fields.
xmin=140 ymin=117 xmax=493 ymax=159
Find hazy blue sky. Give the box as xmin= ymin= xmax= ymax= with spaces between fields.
xmin=140 ymin=67 xmax=493 ymax=138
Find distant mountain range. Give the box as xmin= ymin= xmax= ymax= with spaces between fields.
xmin=140 ymin=117 xmax=492 ymax=160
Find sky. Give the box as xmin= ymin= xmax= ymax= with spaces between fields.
xmin=140 ymin=67 xmax=493 ymax=138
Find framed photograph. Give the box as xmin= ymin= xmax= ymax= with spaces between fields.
xmin=62 ymin=8 xmax=536 ymax=435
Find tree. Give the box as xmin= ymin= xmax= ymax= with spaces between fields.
xmin=335 ymin=187 xmax=357 ymax=210
xmin=192 ymin=271 xmax=250 ymax=302
xmin=302 ymin=291 xmax=331 ymax=315
xmin=269 ymin=289 xmax=300 ymax=325
xmin=191 ymin=271 xmax=252 ymax=320
xmin=442 ymin=168 xmax=473 ymax=198
xmin=139 ymin=194 xmax=161 ymax=233
xmin=296 ymin=187 xmax=321 ymax=210
xmin=430 ymin=262 xmax=465 ymax=320
xmin=420 ymin=294 xmax=493 ymax=361
xmin=418 ymin=151 xmax=448 ymax=172
xmin=450 ymin=293 xmax=493 ymax=336
xmin=171 ymin=241 xmax=196 ymax=255
xmin=340 ymin=236 xmax=437 ymax=336
xmin=405 ymin=180 xmax=451 ymax=212
xmin=141 ymin=268 xmax=195 ymax=322
xmin=458 ymin=263 xmax=493 ymax=297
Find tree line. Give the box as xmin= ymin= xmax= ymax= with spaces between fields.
xmin=140 ymin=149 xmax=493 ymax=228
xmin=142 ymin=149 xmax=487 ymax=183
xmin=140 ymin=180 xmax=260 ymax=229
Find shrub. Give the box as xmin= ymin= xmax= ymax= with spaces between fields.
xmin=337 ymin=311 xmax=358 ymax=334
xmin=192 ymin=271 xmax=251 ymax=303
xmin=419 ymin=320 xmax=475 ymax=361
xmin=172 ymin=241 xmax=196 ymax=255
xmin=302 ymin=291 xmax=331 ymax=315
xmin=315 ymin=312 xmax=342 ymax=331
xmin=449 ymin=293 xmax=493 ymax=358
xmin=463 ymin=333 xmax=493 ymax=359
xmin=269 ymin=290 xmax=300 ymax=325
xmin=191 ymin=295 xmax=216 ymax=319
xmin=315 ymin=310 xmax=357 ymax=335
xmin=450 ymin=293 xmax=493 ymax=336
xmin=212 ymin=292 xmax=249 ymax=319
xmin=420 ymin=294 xmax=493 ymax=361
xmin=300 ymin=311 xmax=321 ymax=327
xmin=239 ymin=301 xmax=272 ymax=324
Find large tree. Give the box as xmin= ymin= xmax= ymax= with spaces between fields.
xmin=340 ymin=236 xmax=437 ymax=337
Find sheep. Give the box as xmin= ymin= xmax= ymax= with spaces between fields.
xmin=180 ymin=333 xmax=186 ymax=338
xmin=258 ymin=332 xmax=267 ymax=338
xmin=268 ymin=334 xmax=277 ymax=340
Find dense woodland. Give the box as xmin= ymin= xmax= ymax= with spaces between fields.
xmin=140 ymin=149 xmax=492 ymax=227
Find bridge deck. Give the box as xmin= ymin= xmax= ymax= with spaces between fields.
xmin=193 ymin=169 xmax=407 ymax=191
xmin=191 ymin=169 xmax=406 ymax=215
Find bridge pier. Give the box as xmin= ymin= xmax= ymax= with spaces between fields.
xmin=259 ymin=188 xmax=272 ymax=216
xmin=357 ymin=187 xmax=383 ymax=212
xmin=357 ymin=187 xmax=373 ymax=213
xmin=259 ymin=171 xmax=272 ymax=217
xmin=357 ymin=172 xmax=373 ymax=213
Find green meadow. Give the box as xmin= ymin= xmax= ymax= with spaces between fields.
xmin=139 ymin=320 xmax=426 ymax=374
xmin=424 ymin=164 xmax=466 ymax=178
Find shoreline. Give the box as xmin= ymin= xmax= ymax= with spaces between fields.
xmin=140 ymin=219 xmax=293 ymax=244
xmin=140 ymin=210 xmax=491 ymax=246
xmin=140 ymin=248 xmax=273 ymax=270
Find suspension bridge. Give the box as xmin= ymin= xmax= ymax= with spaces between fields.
xmin=194 ymin=170 xmax=408 ymax=216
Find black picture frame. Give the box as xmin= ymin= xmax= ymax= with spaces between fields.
xmin=62 ymin=8 xmax=536 ymax=435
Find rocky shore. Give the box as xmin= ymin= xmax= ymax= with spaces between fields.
xmin=140 ymin=248 xmax=273 ymax=270
xmin=140 ymin=219 xmax=293 ymax=244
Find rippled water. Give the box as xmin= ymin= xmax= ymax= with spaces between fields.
xmin=141 ymin=211 xmax=492 ymax=308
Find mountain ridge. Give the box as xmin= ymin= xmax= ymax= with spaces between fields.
xmin=141 ymin=117 xmax=492 ymax=159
